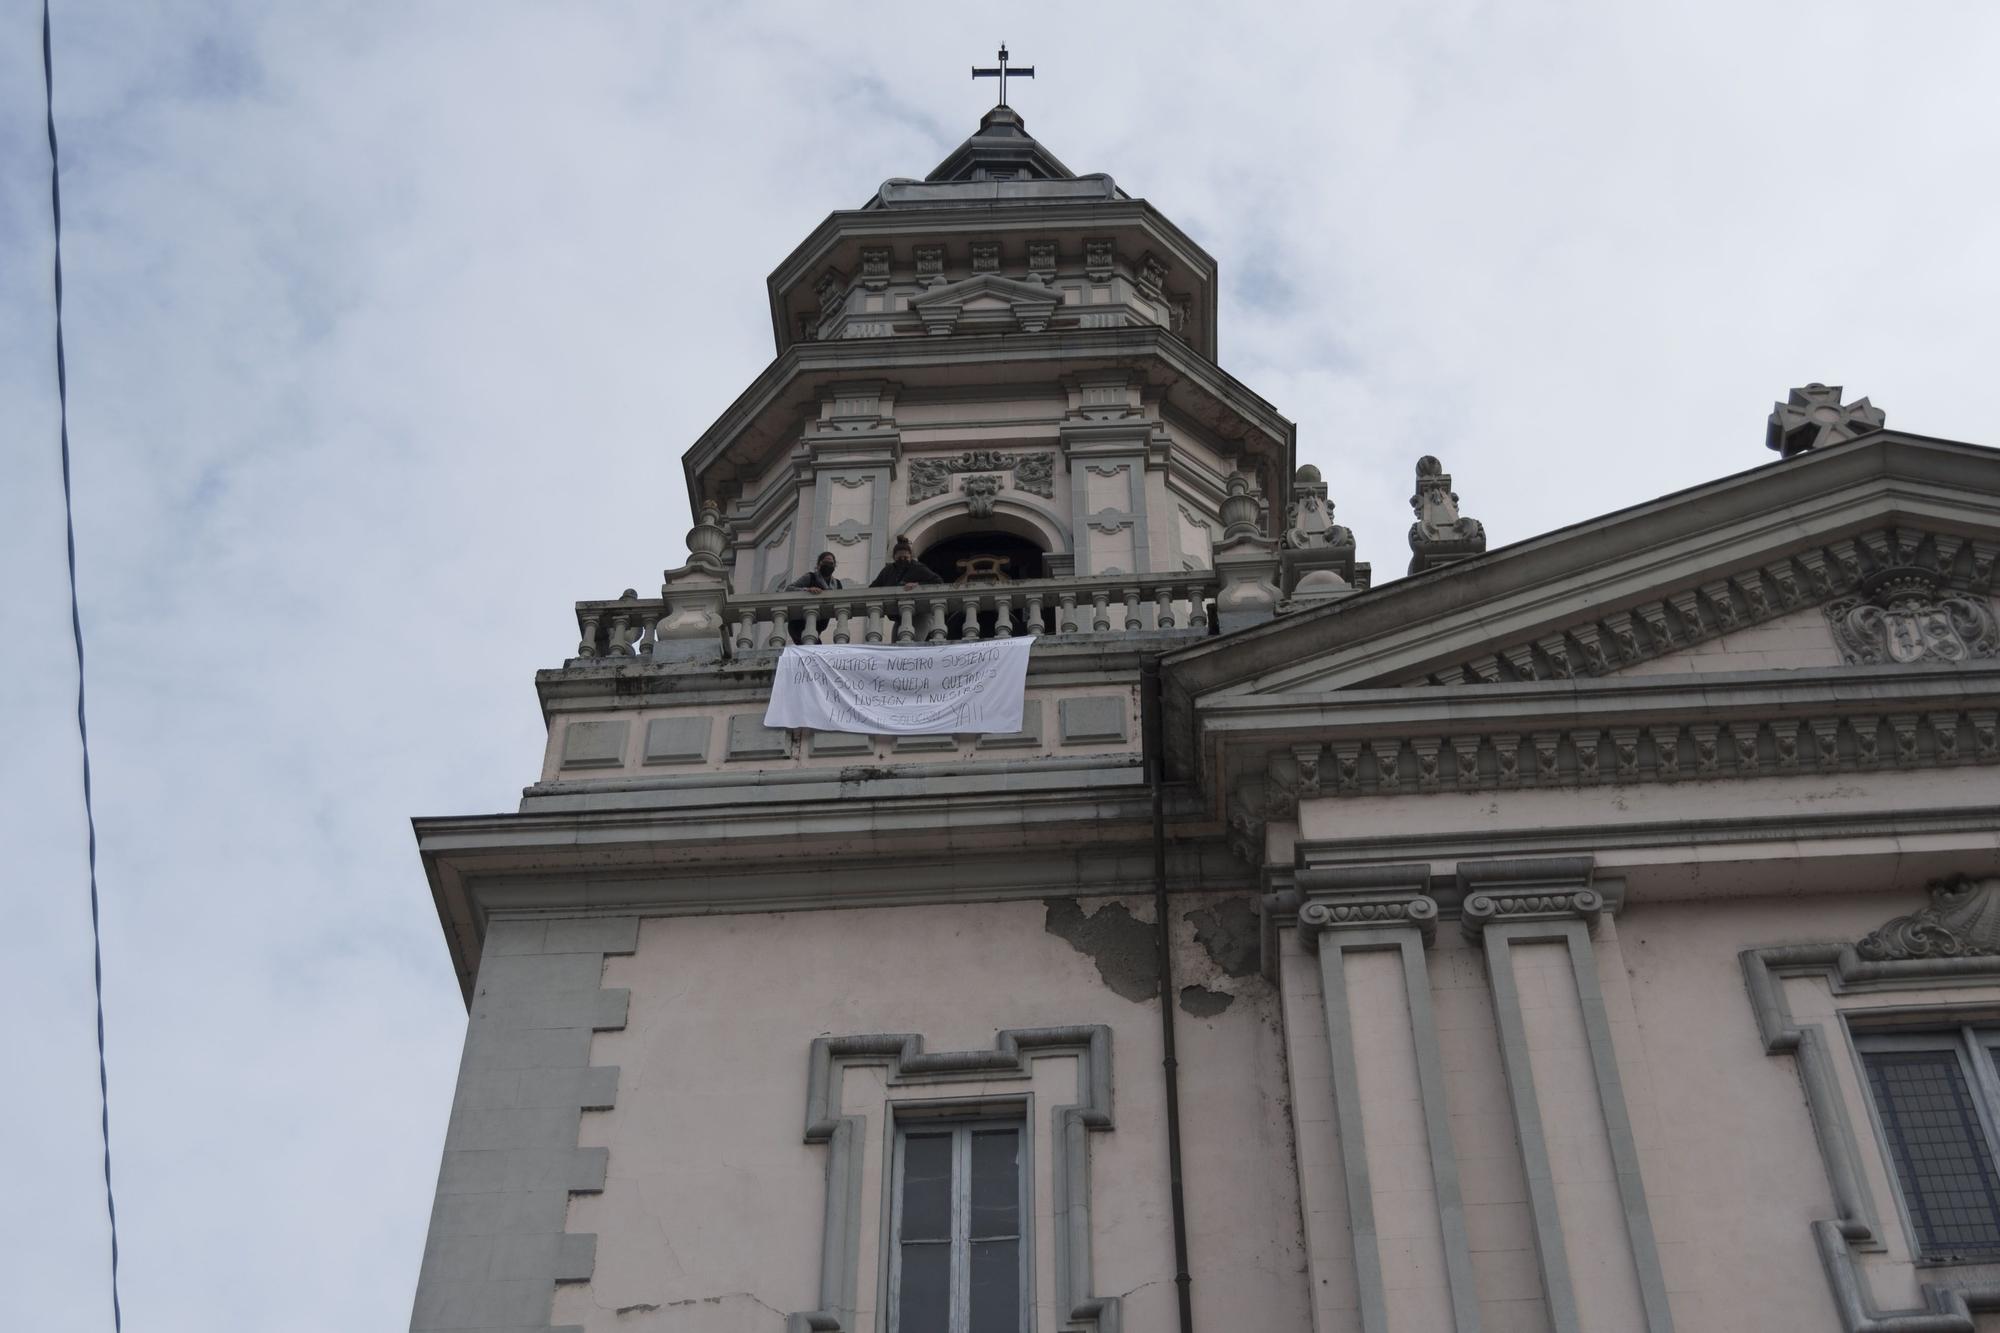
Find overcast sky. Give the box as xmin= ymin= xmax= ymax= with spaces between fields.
xmin=4 ymin=3 xmax=1998 ymax=1328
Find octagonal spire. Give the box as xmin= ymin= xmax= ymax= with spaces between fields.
xmin=925 ymin=105 xmax=1077 ymax=183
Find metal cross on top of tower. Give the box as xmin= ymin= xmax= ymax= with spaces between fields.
xmin=972 ymin=44 xmax=1034 ymax=107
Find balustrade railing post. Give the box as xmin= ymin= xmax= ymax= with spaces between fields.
xmin=608 ymin=611 xmax=635 ymax=655
xmin=1092 ymin=590 xmax=1112 ymax=633
xmin=1154 ymin=587 xmax=1175 ymax=630
xmin=800 ymin=602 xmax=821 ymax=646
xmin=1058 ymin=591 xmax=1079 ymax=634
xmin=576 ymin=613 xmax=602 ymax=659
xmin=896 ymin=596 xmax=917 ymax=644
xmin=638 ymin=610 xmax=661 ymax=654
xmin=865 ymin=601 xmax=885 ymax=644
xmin=766 ymin=604 xmax=790 ymax=649
xmin=1190 ymin=586 xmax=1211 ymax=631
xmin=927 ymin=594 xmax=949 ymax=644
xmin=993 ymin=592 xmax=1013 ymax=638
xmin=733 ymin=615 xmax=753 ymax=654
xmin=1122 ymin=587 xmax=1141 ymax=633
xmin=1025 ymin=590 xmax=1046 ymax=637
xmin=831 ymin=603 xmax=853 ymax=644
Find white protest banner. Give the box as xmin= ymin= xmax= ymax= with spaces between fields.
xmin=764 ymin=636 xmax=1036 ymax=736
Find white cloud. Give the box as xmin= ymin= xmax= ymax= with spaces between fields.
xmin=2 ymin=2 xmax=1997 ymax=1326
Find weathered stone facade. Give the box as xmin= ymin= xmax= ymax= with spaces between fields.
xmin=409 ymin=105 xmax=2000 ymax=1333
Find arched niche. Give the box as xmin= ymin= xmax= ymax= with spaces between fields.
xmin=900 ymin=498 xmax=1067 ymax=583
xmin=901 ymin=496 xmax=1068 ymax=562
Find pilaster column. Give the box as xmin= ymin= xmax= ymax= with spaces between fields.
xmin=1283 ymin=865 xmax=1481 ymax=1333
xmin=1060 ymin=414 xmax=1153 ymax=577
xmin=1458 ymin=858 xmax=1673 ymax=1333
xmin=805 ymin=382 xmax=900 ymax=573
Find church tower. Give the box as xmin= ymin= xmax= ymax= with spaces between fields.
xmin=410 ymin=96 xmax=1315 ymax=1333
xmin=409 ymin=76 xmax=2000 ymax=1333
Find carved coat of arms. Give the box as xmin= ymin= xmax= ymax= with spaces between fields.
xmin=1825 ymin=568 xmax=1999 ymax=665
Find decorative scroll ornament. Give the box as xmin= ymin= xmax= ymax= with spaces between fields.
xmin=1856 ymin=875 xmax=2000 ymax=961
xmin=907 ymin=450 xmax=1057 ymax=503
xmin=1299 ymin=893 xmax=1440 ymax=945
xmin=1824 ymin=566 xmax=2000 ymax=665
xmin=1279 ymin=464 xmax=1367 ymax=611
xmin=1282 ymin=464 xmax=1355 ymax=552
xmin=1765 ymin=383 xmax=1885 ymax=458
xmin=1407 ymin=455 xmax=1486 ymax=575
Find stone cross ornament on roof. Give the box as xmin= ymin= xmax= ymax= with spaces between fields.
xmin=1766 ymin=383 xmax=1886 ymax=458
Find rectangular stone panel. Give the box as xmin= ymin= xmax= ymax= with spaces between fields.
xmin=642 ymin=716 xmax=710 ymax=765
xmin=976 ymin=700 xmax=1044 ymax=751
xmin=1059 ymin=696 xmax=1129 ymax=745
xmin=808 ymin=729 xmax=873 ymax=756
xmin=726 ymin=713 xmax=790 ymax=760
xmin=893 ymin=733 xmax=958 ymax=753
xmin=560 ymin=720 xmax=629 ymax=770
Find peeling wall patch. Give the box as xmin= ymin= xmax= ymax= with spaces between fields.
xmin=1044 ymin=898 xmax=1160 ymax=1002
xmin=1179 ymin=984 xmax=1234 ymax=1017
xmin=1186 ymin=897 xmax=1262 ymax=978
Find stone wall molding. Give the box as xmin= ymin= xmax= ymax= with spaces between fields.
xmin=790 ymin=1026 xmax=1118 ymax=1333
xmin=1229 ymin=700 xmax=1999 ymax=804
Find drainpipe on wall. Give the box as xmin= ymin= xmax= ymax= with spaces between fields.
xmin=1141 ymin=654 xmax=1196 ymax=1333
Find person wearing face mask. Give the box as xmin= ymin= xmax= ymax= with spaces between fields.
xmin=870 ymin=536 xmax=943 ymax=589
xmin=789 ymin=551 xmax=844 ymax=593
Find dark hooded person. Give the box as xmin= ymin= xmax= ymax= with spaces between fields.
xmin=870 ymin=536 xmax=943 ymax=589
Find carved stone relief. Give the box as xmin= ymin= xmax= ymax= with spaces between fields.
xmin=1824 ymin=567 xmax=1999 ymax=665
xmin=859 ymin=247 xmax=890 ymax=291
xmin=1253 ymin=707 xmax=1996 ymax=800
xmin=814 ymin=268 xmax=845 ymax=315
xmin=1856 ymin=875 xmax=2000 ymax=961
xmin=907 ymin=450 xmax=1057 ymax=503
xmin=1407 ymin=454 xmax=1486 ymax=575
xmin=1282 ymin=464 xmax=1354 ymax=552
xmin=961 ymin=474 xmax=1002 ymax=519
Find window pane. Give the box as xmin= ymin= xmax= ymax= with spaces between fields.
xmin=1865 ymin=1050 xmax=2000 ymax=1258
xmin=969 ymin=1129 xmax=1020 ymax=1240
xmin=897 ymin=1240 xmax=951 ymax=1332
xmin=900 ymin=1133 xmax=953 ymax=1243
xmin=967 ymin=1239 xmax=1019 ymax=1333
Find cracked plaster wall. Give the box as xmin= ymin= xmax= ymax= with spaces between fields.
xmin=558 ymin=895 xmax=1305 ymax=1332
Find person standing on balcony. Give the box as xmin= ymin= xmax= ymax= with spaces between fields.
xmin=789 ymin=551 xmax=844 ymax=593
xmin=870 ymin=536 xmax=943 ymax=590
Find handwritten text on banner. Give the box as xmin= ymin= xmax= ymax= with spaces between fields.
xmin=763 ymin=636 xmax=1036 ymax=736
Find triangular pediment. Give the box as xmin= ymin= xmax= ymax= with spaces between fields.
xmin=909 ymin=272 xmax=1061 ymax=335
xmin=1171 ymin=433 xmax=2000 ymax=703
xmin=909 ymin=272 xmax=1062 ymax=310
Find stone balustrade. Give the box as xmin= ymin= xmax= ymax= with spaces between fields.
xmin=572 ymin=570 xmax=1220 ymax=660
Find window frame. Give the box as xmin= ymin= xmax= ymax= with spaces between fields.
xmin=885 ymin=1104 xmax=1034 ymax=1333
xmin=1853 ymin=1022 xmax=2000 ymax=1265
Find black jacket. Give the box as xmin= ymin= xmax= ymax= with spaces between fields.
xmin=788 ymin=570 xmax=843 ymax=591
xmin=869 ymin=558 xmax=943 ymax=588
